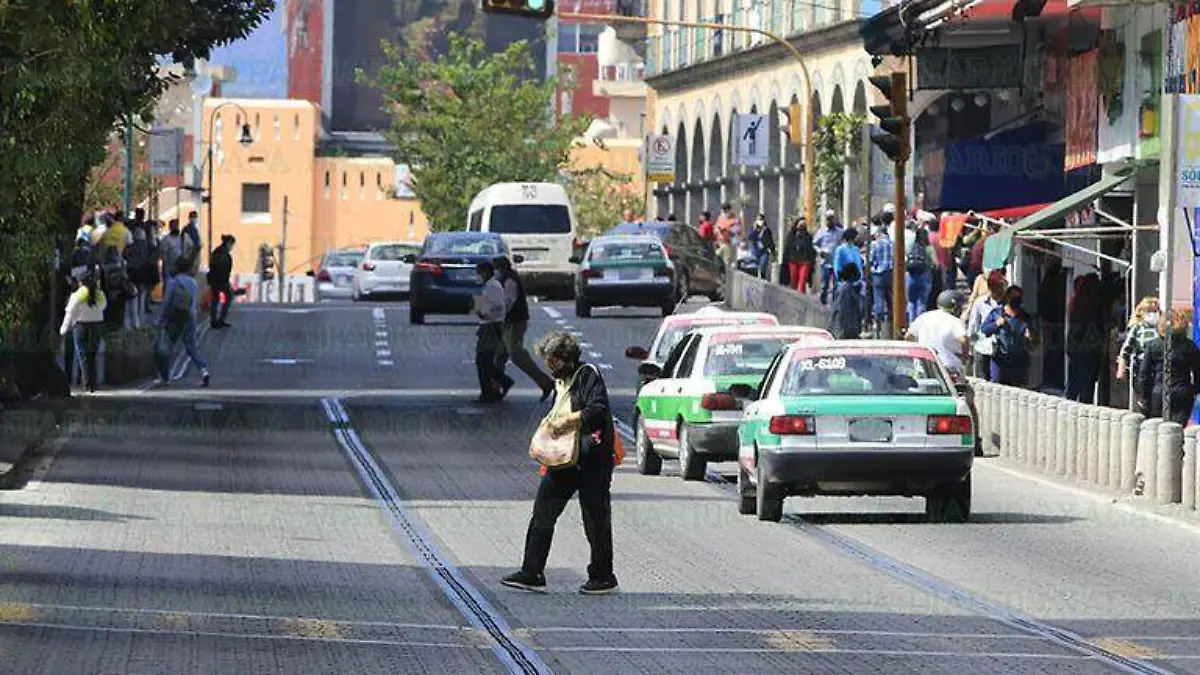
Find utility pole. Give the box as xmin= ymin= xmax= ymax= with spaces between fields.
xmin=1159 ymin=94 xmax=1178 ymax=421
xmin=278 ymin=195 xmax=288 ymax=304
xmin=867 ymin=71 xmax=910 ymax=339
xmin=123 ymin=115 xmax=135 ymax=213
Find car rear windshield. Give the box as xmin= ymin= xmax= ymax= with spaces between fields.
xmin=488 ymin=204 xmax=571 ymax=234
xmin=425 ymin=236 xmax=506 ymax=256
xmin=780 ymin=353 xmax=949 ymax=396
xmin=371 ymin=244 xmax=418 ymax=261
xmin=653 ymin=319 xmax=766 ymax=362
xmin=608 ymin=223 xmax=669 ymax=237
xmin=588 ymin=241 xmax=665 ymax=262
xmin=704 ymin=337 xmax=793 ymax=377
xmin=324 ymin=251 xmax=363 ymax=267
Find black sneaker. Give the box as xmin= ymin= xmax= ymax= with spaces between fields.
xmin=579 ymin=577 xmax=618 ymax=595
xmin=201 ymin=370 xmax=210 ymax=388
xmin=501 ymin=571 xmax=546 ymax=592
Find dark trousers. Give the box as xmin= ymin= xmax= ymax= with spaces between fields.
xmin=819 ymin=263 xmax=835 ymax=304
xmin=210 ymin=282 xmax=232 ymax=325
xmin=1066 ymin=353 xmax=1102 ymax=404
xmin=475 ymin=322 xmax=509 ymax=396
xmin=521 ymin=447 xmax=615 ymax=581
xmin=1147 ymin=388 xmax=1196 ymax=425
xmin=73 ymin=322 xmax=104 ymax=391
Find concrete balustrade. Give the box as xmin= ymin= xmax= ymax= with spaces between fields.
xmin=969 ymin=379 xmax=1195 ymax=510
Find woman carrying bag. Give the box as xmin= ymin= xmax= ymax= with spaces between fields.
xmin=503 ymin=331 xmax=623 ymax=595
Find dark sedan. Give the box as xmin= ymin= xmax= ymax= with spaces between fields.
xmin=571 ymin=234 xmax=676 ymax=318
xmin=405 ymin=232 xmax=521 ymax=325
xmin=606 ymin=221 xmax=724 ymax=302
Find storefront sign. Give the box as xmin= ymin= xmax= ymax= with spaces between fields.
xmin=1065 ymin=49 xmax=1099 ymax=171
xmin=916 ymin=47 xmax=1023 ymax=90
xmin=645 ymin=134 xmax=675 ymax=183
xmin=1175 ymin=95 xmax=1200 ymax=208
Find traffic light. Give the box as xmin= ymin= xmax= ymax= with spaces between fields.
xmin=481 ymin=0 xmax=554 ymax=20
xmin=784 ymin=102 xmax=804 ymax=146
xmin=258 ymin=243 xmax=275 ymax=281
xmin=868 ymin=72 xmax=909 ymax=162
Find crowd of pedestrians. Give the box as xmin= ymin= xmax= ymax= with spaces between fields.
xmin=59 ymin=207 xmax=228 ymax=393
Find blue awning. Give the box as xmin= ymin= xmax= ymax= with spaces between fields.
xmin=919 ymin=122 xmax=1066 ymax=213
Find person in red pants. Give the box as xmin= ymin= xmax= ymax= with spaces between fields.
xmin=782 ymin=216 xmax=816 ymax=293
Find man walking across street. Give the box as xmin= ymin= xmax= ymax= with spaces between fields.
xmin=907 ymin=290 xmax=981 ymax=455
xmin=494 ymin=256 xmax=554 ymax=402
xmin=154 ymin=256 xmax=211 ymax=388
xmin=207 ymin=234 xmax=235 ymax=329
xmin=474 ymin=260 xmax=512 ymax=403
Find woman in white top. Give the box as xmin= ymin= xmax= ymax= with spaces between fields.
xmin=61 ymin=269 xmax=107 ymax=393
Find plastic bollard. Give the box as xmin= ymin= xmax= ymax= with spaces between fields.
xmin=1085 ymin=407 xmax=1101 ymax=485
xmin=1138 ymin=418 xmax=1162 ymax=499
xmin=1096 ymin=408 xmax=1113 ymax=488
xmin=1183 ymin=427 xmax=1198 ymax=511
xmin=1034 ymin=393 xmax=1051 ymax=469
xmin=1119 ymin=413 xmax=1145 ymax=492
xmin=1157 ymin=422 xmax=1184 ymax=505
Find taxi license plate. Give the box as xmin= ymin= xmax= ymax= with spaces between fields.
xmin=848 ymin=419 xmax=892 ymax=443
xmin=606 ymin=268 xmax=650 ymax=280
xmin=516 ymin=250 xmax=540 ymax=261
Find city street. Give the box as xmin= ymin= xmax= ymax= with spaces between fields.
xmin=2 ymin=299 xmax=1200 ymax=675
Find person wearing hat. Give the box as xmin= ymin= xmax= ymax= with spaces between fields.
xmin=907 ymin=290 xmax=980 ymax=454
xmin=207 ymin=234 xmax=236 ymax=329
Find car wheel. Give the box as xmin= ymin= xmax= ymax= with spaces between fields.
xmin=575 ymin=294 xmax=592 ymax=318
xmin=737 ymin=463 xmax=756 ymax=515
xmin=755 ymin=461 xmax=783 ymax=522
xmin=677 ymin=422 xmax=706 ymax=481
xmin=926 ymin=474 xmax=971 ymax=523
xmin=635 ymin=416 xmax=662 ymax=476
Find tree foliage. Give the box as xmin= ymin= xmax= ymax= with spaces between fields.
xmin=0 ymin=0 xmax=272 ymax=385
xmin=367 ymin=34 xmax=590 ymax=231
xmin=813 ymin=112 xmax=866 ymax=208
xmin=83 ymin=134 xmax=155 ymax=215
xmin=563 ymin=166 xmax=644 ymax=239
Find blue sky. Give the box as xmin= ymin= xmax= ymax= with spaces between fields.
xmin=209 ymin=5 xmax=287 ymax=98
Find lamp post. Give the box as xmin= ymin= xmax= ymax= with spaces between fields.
xmin=204 ymin=101 xmax=254 ymax=266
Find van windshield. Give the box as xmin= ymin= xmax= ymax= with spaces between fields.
xmin=488 ymin=204 xmax=571 ymax=234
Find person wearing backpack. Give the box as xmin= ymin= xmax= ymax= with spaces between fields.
xmin=154 ymin=256 xmax=210 ymax=387
xmin=905 ymin=227 xmax=935 ymax=322
xmin=981 ymin=285 xmax=1032 ymax=386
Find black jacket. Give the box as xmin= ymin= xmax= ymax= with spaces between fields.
xmin=568 ymin=362 xmax=614 ymax=461
xmin=783 ymin=226 xmax=816 ymax=264
xmin=208 ymin=246 xmax=233 ymax=286
xmin=1138 ymin=335 xmax=1200 ymax=403
xmin=502 ymin=269 xmax=530 ymax=322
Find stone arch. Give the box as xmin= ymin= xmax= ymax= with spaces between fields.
xmin=674 ymin=120 xmax=688 ymax=192
xmin=658 ymin=108 xmax=673 ymax=135
xmin=830 ymin=63 xmax=848 ymax=108
xmin=852 ymin=80 xmax=867 ymax=114
xmin=830 ymin=85 xmax=845 ymax=115
xmin=748 ymin=85 xmax=765 ymax=118
xmin=691 ymin=99 xmax=707 ymax=148
xmin=690 ymin=117 xmax=705 ymax=182
xmin=708 ymin=110 xmax=724 ymax=211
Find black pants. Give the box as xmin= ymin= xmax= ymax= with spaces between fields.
xmin=1148 ymin=388 xmax=1196 ymax=425
xmin=73 ymin=322 xmax=104 ymax=391
xmin=522 ymin=447 xmax=615 ymax=581
xmin=1066 ymin=353 xmax=1101 ymax=404
xmin=210 ymin=282 xmax=232 ymax=325
xmin=475 ymin=323 xmax=509 ymax=396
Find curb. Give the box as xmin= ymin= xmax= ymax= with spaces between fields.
xmin=0 ymin=401 xmax=73 ymax=490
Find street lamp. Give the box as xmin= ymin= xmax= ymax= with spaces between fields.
xmin=204 ymin=101 xmax=253 ymax=266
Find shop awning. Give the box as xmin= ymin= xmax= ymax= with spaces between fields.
xmin=982 ymin=160 xmax=1158 ymax=270
xmin=980 ymin=203 xmax=1052 ymax=220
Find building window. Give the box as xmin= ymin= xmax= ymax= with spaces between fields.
xmin=558 ymin=24 xmax=578 ymax=52
xmin=579 ymin=24 xmax=601 ymax=52
xmin=791 ymin=0 xmax=804 ymax=33
xmin=324 ymin=171 xmax=330 ymax=199
xmin=376 ymin=172 xmax=384 ymax=200
xmin=294 ymin=114 xmax=301 ymax=140
xmin=254 ymin=112 xmax=261 ymax=139
xmin=241 ymin=183 xmax=271 ymax=218
xmin=341 ymin=172 xmax=347 ymax=200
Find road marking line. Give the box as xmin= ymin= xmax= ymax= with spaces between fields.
xmin=562 ymin=324 xmax=574 ymax=330
xmin=376 ymin=350 xmax=392 ymax=358
xmin=0 ymin=603 xmax=36 ymax=622
xmin=536 ymin=647 xmax=1088 ymax=658
xmin=555 ymin=319 xmax=566 ymax=326
xmin=597 ymin=363 xmax=612 ymax=370
xmin=588 ymin=351 xmax=602 ymax=359
xmin=321 ymin=398 xmax=551 ymax=675
xmin=542 ymin=306 xmax=562 ymax=319
xmin=761 ymin=630 xmax=836 ymax=651
xmin=523 ymin=626 xmax=1046 ymax=638
xmin=378 ymin=360 xmax=395 ymax=366
xmin=373 ymin=308 xmax=386 ymax=320
xmin=580 ymin=342 xmax=592 ymax=348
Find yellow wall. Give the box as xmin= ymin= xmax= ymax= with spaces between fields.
xmin=570 ymin=140 xmax=643 ymax=184
xmin=312 ymin=157 xmax=430 ymax=260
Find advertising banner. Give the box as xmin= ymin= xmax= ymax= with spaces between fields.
xmin=1065 ymin=49 xmax=1099 ymax=171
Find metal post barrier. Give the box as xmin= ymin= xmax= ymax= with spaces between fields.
xmin=1157 ymin=422 xmax=1184 ymax=505
xmin=1033 ymin=393 xmax=1051 ymax=469
xmin=1119 ymin=413 xmax=1145 ymax=492
xmin=985 ymin=382 xmax=1000 ymax=456
xmin=1096 ymin=408 xmax=1113 ymax=488
xmin=1085 ymin=407 xmax=1101 ymax=485
xmin=1138 ymin=418 xmax=1162 ymax=499
xmin=1183 ymin=427 xmax=1198 ymax=511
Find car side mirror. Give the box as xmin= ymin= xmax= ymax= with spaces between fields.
xmin=728 ymin=383 xmax=755 ymax=400
xmin=569 ymin=254 xmax=581 ymax=264
xmin=305 ymin=270 xmax=314 ymax=277
xmin=637 ymin=362 xmax=662 ymax=380
xmin=512 ymin=253 xmax=525 ymax=264
xmin=625 ymin=346 xmax=649 ymax=360
xmin=401 ymin=253 xmax=416 ymax=264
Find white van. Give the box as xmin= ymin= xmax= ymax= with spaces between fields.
xmin=466 ymin=182 xmax=577 ymax=297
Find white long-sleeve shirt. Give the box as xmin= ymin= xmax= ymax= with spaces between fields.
xmin=60 ymin=287 xmax=107 ymax=335
xmin=478 ymin=277 xmax=506 ymax=324
xmin=966 ymin=295 xmax=999 ymax=343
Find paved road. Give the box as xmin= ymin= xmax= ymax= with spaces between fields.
xmin=2 ymin=298 xmax=1200 ymax=674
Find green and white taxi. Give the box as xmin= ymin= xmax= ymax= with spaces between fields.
xmin=633 ymin=325 xmax=833 ymax=480
xmin=736 ymin=340 xmax=974 ymax=523
xmin=625 ymin=306 xmax=779 ymax=390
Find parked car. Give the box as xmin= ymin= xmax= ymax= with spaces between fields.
xmin=632 ymin=325 xmax=833 ymax=480
xmin=624 ymin=307 xmax=779 ymax=390
xmin=353 ymin=241 xmax=422 ymax=301
xmin=571 ymin=235 xmax=676 ymax=318
xmin=736 ymin=340 xmax=975 ymax=523
xmin=606 ymin=221 xmax=724 ymax=302
xmin=406 ymin=232 xmax=520 ymax=325
xmin=311 ymin=248 xmax=365 ymax=300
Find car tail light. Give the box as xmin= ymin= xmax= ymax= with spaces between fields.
xmin=415 ymin=262 xmax=443 ymax=275
xmin=581 ymin=268 xmax=600 ymax=279
xmin=769 ymin=415 xmax=815 ymax=435
xmin=663 ymin=245 xmax=673 ymax=257
xmin=927 ymin=415 xmax=972 ymax=435
xmin=700 ymin=393 xmax=740 ymax=411
xmin=361 ymin=262 xmax=376 ymax=272
xmin=317 ymin=269 xmax=332 ymax=282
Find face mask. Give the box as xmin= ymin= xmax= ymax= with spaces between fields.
xmin=1009 ymin=298 xmax=1024 ymax=310
xmin=1145 ymin=312 xmax=1160 ymax=326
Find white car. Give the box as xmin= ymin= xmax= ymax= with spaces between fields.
xmin=313 ymin=248 xmax=365 ymax=300
xmin=624 ymin=308 xmax=780 ymax=389
xmin=353 ymin=241 xmax=421 ymax=301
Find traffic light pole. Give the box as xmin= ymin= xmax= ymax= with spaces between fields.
xmin=559 ymin=12 xmax=817 ymax=228
xmin=891 ymin=150 xmax=907 ymax=340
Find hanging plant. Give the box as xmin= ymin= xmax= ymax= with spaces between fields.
xmin=813 ymin=112 xmax=866 ymax=207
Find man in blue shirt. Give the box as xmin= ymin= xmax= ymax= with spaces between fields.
xmin=813 ymin=210 xmax=844 ymax=304
xmin=868 ymin=224 xmax=894 ymax=337
xmin=154 ymin=256 xmax=210 ymax=387
xmin=832 ymin=227 xmax=863 ymax=278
